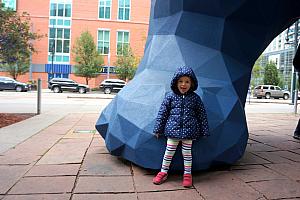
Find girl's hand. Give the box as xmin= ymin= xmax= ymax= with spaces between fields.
xmin=154 ymin=133 xmax=160 ymax=138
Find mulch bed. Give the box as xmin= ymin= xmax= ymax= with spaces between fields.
xmin=0 ymin=113 xmax=36 ymax=128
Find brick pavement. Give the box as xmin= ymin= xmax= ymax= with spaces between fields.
xmin=0 ymin=113 xmax=300 ymax=200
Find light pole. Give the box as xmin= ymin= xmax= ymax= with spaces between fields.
xmin=50 ymin=41 xmax=55 ymax=79
xmin=107 ymin=53 xmax=110 ymax=79
xmin=50 ymin=24 xmax=55 ymax=79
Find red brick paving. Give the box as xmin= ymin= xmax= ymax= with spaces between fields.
xmin=74 ymin=176 xmax=135 ymax=193
xmin=8 ymin=176 xmax=76 ymax=194
xmin=0 ymin=166 xmax=31 ymax=194
xmin=248 ymin=179 xmax=300 ymax=199
xmin=2 ymin=194 xmax=71 ymax=200
xmin=72 ymin=193 xmax=137 ymax=200
xmin=0 ymin=113 xmax=299 ymax=199
xmin=24 ymin=164 xmax=81 ymax=177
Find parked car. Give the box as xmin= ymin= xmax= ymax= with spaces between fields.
xmin=253 ymin=85 xmax=290 ymax=100
xmin=0 ymin=76 xmax=29 ymax=92
xmin=99 ymin=79 xmax=126 ymax=94
xmin=48 ymin=78 xmax=89 ymax=93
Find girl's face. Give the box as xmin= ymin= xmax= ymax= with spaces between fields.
xmin=177 ymin=76 xmax=192 ymax=94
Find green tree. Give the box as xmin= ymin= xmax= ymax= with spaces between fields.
xmin=114 ymin=46 xmax=140 ymax=81
xmin=251 ymin=64 xmax=263 ymax=86
xmin=0 ymin=4 xmax=42 ymax=79
xmin=263 ymin=62 xmax=280 ymax=85
xmin=277 ymin=73 xmax=284 ymax=89
xmin=72 ymin=31 xmax=104 ymax=85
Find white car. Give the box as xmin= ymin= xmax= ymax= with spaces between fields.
xmin=99 ymin=79 xmax=126 ymax=94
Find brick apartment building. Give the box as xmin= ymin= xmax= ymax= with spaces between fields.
xmin=0 ymin=0 xmax=150 ymax=89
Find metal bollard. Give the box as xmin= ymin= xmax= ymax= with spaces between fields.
xmin=37 ymin=78 xmax=41 ymax=115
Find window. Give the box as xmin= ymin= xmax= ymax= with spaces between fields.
xmin=49 ymin=2 xmax=72 ymax=27
xmin=117 ymin=31 xmax=129 ymax=55
xmin=50 ymin=3 xmax=72 ymax=17
xmin=118 ymin=0 xmax=130 ymax=20
xmin=65 ymin=4 xmax=71 ymax=17
xmin=50 ymin=3 xmax=57 ymax=16
xmin=48 ymin=28 xmax=71 ymax=62
xmin=98 ymin=30 xmax=110 ymax=55
xmin=99 ymin=0 xmax=111 ymax=19
xmin=49 ymin=1 xmax=72 ymax=63
xmin=2 ymin=0 xmax=16 ymax=11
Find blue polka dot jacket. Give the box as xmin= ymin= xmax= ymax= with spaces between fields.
xmin=153 ymin=66 xmax=210 ymax=140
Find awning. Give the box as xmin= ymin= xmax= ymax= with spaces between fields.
xmin=45 ymin=64 xmax=71 ymax=74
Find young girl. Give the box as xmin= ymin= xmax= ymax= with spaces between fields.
xmin=153 ymin=66 xmax=209 ymax=187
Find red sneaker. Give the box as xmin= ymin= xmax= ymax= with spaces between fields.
xmin=182 ymin=174 xmax=193 ymax=187
xmin=153 ymin=172 xmax=168 ymax=185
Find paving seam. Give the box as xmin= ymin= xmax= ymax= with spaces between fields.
xmin=1 ymin=114 xmax=82 ymax=196
xmin=70 ymin=113 xmax=95 ymax=199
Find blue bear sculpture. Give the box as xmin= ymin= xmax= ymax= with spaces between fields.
xmin=96 ymin=0 xmax=300 ymax=171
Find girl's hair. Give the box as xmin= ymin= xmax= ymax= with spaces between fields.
xmin=190 ymin=78 xmax=195 ymax=91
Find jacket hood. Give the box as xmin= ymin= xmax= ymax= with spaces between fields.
xmin=171 ymin=66 xmax=198 ymax=94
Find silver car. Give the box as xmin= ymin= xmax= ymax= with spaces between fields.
xmin=253 ymin=85 xmax=290 ymax=100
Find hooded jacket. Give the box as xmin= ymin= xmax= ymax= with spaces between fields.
xmin=153 ymin=66 xmax=209 ymax=139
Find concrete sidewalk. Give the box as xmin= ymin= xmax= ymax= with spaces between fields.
xmin=0 ymin=113 xmax=300 ymax=200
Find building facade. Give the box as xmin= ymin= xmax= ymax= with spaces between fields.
xmin=1 ymin=0 xmax=150 ymax=88
xmin=261 ymin=21 xmax=299 ymax=90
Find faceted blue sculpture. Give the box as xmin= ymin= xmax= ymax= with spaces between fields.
xmin=96 ymin=0 xmax=300 ymax=170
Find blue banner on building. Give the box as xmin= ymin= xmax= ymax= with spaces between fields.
xmin=45 ymin=64 xmax=71 ymax=74
xmin=45 ymin=64 xmax=116 ymax=75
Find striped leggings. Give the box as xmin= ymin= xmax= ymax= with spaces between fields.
xmin=161 ymin=138 xmax=193 ymax=174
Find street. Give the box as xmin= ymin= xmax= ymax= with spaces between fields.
xmin=244 ymin=94 xmax=300 ymax=113
xmin=0 ymin=90 xmax=300 ymax=115
xmin=0 ymin=90 xmax=113 ymax=115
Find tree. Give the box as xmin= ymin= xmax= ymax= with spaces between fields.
xmin=72 ymin=31 xmax=104 ymax=85
xmin=0 ymin=4 xmax=42 ymax=79
xmin=251 ymin=59 xmax=263 ymax=86
xmin=114 ymin=46 xmax=140 ymax=81
xmin=263 ymin=62 xmax=280 ymax=85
